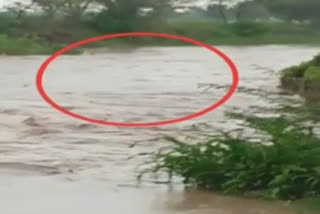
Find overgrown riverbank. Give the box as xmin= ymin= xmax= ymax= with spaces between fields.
xmin=0 ymin=35 xmax=83 ymax=55
xmin=1 ymin=19 xmax=319 ymax=55
xmin=280 ymin=55 xmax=320 ymax=103
xmin=1 ymin=0 xmax=320 ymax=55
xmin=0 ymin=34 xmax=58 ymax=55
xmin=138 ymin=108 xmax=320 ymax=213
xmin=136 ymin=54 xmax=320 ymax=211
xmin=140 ymin=113 xmax=320 ymax=200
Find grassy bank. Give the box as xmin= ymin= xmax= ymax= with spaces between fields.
xmin=139 ymin=113 xmax=320 ymax=202
xmin=1 ymin=18 xmax=320 ymax=55
xmin=0 ymin=34 xmax=57 ymax=55
xmin=167 ymin=20 xmax=320 ymax=45
xmin=0 ymin=34 xmax=83 ymax=55
xmin=280 ymin=55 xmax=320 ymax=103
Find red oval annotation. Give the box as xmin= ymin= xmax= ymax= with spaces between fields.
xmin=35 ymin=32 xmax=239 ymax=128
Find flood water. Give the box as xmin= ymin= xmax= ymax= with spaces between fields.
xmin=0 ymin=46 xmax=319 ymax=214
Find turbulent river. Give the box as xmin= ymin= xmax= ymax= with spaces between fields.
xmin=0 ymin=46 xmax=319 ymax=214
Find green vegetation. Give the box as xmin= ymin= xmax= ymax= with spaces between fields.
xmin=275 ymin=103 xmax=320 ymax=122
xmin=0 ymin=34 xmax=82 ymax=55
xmin=304 ymin=66 xmax=320 ymax=82
xmin=280 ymin=55 xmax=320 ymax=102
xmin=228 ymin=21 xmax=268 ymax=37
xmin=0 ymin=34 xmax=57 ymax=55
xmin=0 ymin=0 xmax=320 ymax=54
xmin=281 ymin=55 xmax=320 ymax=79
xmin=139 ymin=113 xmax=320 ymax=200
xmin=167 ymin=20 xmax=320 ymax=45
xmin=0 ymin=19 xmax=319 ymax=55
xmin=262 ymin=0 xmax=320 ymax=25
xmin=135 ymin=44 xmax=319 ymax=207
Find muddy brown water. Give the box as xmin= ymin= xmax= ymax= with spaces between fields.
xmin=0 ymin=46 xmax=319 ymax=214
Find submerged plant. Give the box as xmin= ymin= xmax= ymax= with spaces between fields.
xmin=139 ymin=113 xmax=320 ymax=200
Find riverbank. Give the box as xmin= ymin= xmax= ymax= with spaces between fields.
xmin=1 ymin=21 xmax=319 ymax=55
xmin=0 ymin=34 xmax=57 ymax=55
xmin=136 ymin=54 xmax=320 ymax=210
xmin=141 ymin=112 xmax=320 ymax=196
xmin=0 ymin=34 xmax=83 ymax=55
xmin=280 ymin=54 xmax=320 ymax=103
xmin=139 ymin=113 xmax=320 ymax=213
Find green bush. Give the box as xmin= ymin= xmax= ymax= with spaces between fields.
xmin=281 ymin=65 xmax=307 ymax=79
xmin=169 ymin=20 xmax=229 ymax=40
xmin=0 ymin=12 xmax=16 ymax=34
xmin=140 ymin=114 xmax=320 ymax=200
xmin=304 ymin=66 xmax=320 ymax=82
xmin=280 ymin=54 xmax=320 ymax=96
xmin=228 ymin=21 xmax=268 ymax=37
xmin=309 ymin=54 xmax=320 ymax=66
xmin=89 ymin=11 xmax=134 ymax=33
xmin=281 ymin=55 xmax=320 ymax=79
xmin=0 ymin=34 xmax=61 ymax=55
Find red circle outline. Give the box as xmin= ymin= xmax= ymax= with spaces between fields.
xmin=36 ymin=32 xmax=238 ymax=128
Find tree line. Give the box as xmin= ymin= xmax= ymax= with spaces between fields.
xmin=5 ymin=0 xmax=320 ymax=25
xmin=0 ymin=0 xmax=319 ymax=44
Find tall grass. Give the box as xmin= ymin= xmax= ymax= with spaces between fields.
xmin=0 ymin=34 xmax=55 ymax=55
xmin=0 ymin=34 xmax=82 ymax=55
xmin=139 ymin=113 xmax=320 ymax=200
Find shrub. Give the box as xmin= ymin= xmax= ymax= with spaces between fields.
xmin=304 ymin=66 xmax=320 ymax=82
xmin=280 ymin=54 xmax=320 ymax=99
xmin=89 ymin=11 xmax=134 ymax=33
xmin=0 ymin=34 xmax=72 ymax=55
xmin=169 ymin=20 xmax=229 ymax=41
xmin=140 ymin=114 xmax=320 ymax=200
xmin=0 ymin=12 xmax=16 ymax=34
xmin=228 ymin=21 xmax=268 ymax=37
xmin=281 ymin=54 xmax=320 ymax=79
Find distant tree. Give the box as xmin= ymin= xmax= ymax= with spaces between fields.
xmin=233 ymin=0 xmax=269 ymax=21
xmin=31 ymin=0 xmax=93 ymax=18
xmin=205 ymin=0 xmax=255 ymax=23
xmin=61 ymin=0 xmax=93 ymax=18
xmin=261 ymin=0 xmax=320 ymax=24
xmin=91 ymin=0 xmax=175 ymax=33
xmin=95 ymin=0 xmax=174 ymax=18
xmin=32 ymin=0 xmax=65 ymax=17
xmin=217 ymin=0 xmax=228 ymax=23
xmin=5 ymin=1 xmax=36 ymax=24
